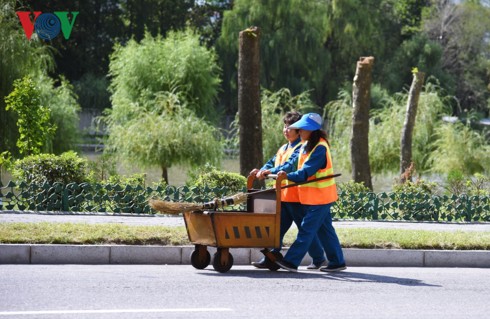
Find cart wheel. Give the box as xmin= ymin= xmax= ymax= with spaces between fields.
xmin=212 ymin=250 xmax=234 ymax=273
xmin=190 ymin=250 xmax=211 ymax=269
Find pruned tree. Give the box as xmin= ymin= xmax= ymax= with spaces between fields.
xmin=238 ymin=26 xmax=263 ymax=180
xmin=400 ymin=70 xmax=425 ymax=182
xmin=351 ymin=57 xmax=374 ymax=190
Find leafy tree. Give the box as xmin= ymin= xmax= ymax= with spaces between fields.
xmin=324 ymin=0 xmax=401 ymax=101
xmin=4 ymin=76 xmax=56 ymax=156
xmin=109 ymin=30 xmax=222 ymax=123
xmin=106 ymin=30 xmax=223 ymax=183
xmin=326 ymin=79 xmax=454 ymax=174
xmin=0 ymin=0 xmax=53 ymax=155
xmin=259 ymin=88 xmax=319 ymax=160
xmin=423 ymin=0 xmax=490 ymax=116
xmin=19 ymin=0 xmax=125 ymax=81
xmin=121 ymin=0 xmax=193 ymax=42
xmin=218 ymin=0 xmax=331 ymax=110
xmin=187 ymin=0 xmax=232 ymax=48
xmin=393 ymin=0 xmax=432 ymax=37
xmin=380 ymin=34 xmax=450 ymax=94
xmin=105 ymin=92 xmax=223 ymax=183
xmin=428 ymin=122 xmax=490 ymax=175
xmin=37 ymin=75 xmax=81 ymax=154
xmin=227 ymin=88 xmax=319 ymax=162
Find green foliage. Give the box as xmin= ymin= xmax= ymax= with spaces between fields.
xmin=423 ymin=1 xmax=490 ymax=114
xmin=227 ymin=88 xmax=319 ymax=161
xmin=337 ymin=180 xmax=371 ymax=194
xmin=189 ymin=164 xmax=246 ymax=194
xmin=37 ymin=75 xmax=81 ymax=154
xmin=73 ymin=73 xmax=111 ymax=110
xmin=4 ymin=76 xmax=56 ymax=156
xmin=106 ymin=30 xmax=224 ymax=183
xmin=0 ymin=0 xmax=54 ymax=155
xmin=86 ymin=153 xmax=118 ymax=183
xmin=325 ymin=88 xmax=353 ymax=171
xmin=381 ymin=34 xmax=450 ymax=94
xmin=218 ymin=0 xmax=331 ymax=107
xmin=327 ymin=79 xmax=455 ymax=174
xmin=445 ymin=171 xmax=490 ymax=197
xmin=428 ymin=122 xmax=490 ymax=175
xmin=0 ymin=151 xmax=12 ymax=182
xmin=260 ymin=88 xmax=319 ymax=160
xmin=12 ymin=151 xmax=88 ymax=185
xmin=105 ymin=91 xmax=223 ymax=183
xmin=393 ymin=0 xmax=430 ymax=36
xmin=392 ymin=179 xmax=438 ymax=195
xmin=109 ymin=29 xmax=222 ymax=123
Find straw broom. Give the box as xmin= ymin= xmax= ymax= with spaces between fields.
xmin=149 ymin=173 xmax=341 ymax=215
xmin=149 ymin=192 xmax=248 ymax=215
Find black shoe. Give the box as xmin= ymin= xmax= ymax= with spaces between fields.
xmin=275 ymin=259 xmax=298 ymax=272
xmin=320 ymin=263 xmax=347 ymax=272
xmin=251 ymin=258 xmax=268 ymax=269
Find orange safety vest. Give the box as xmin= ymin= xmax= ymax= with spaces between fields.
xmin=297 ymin=139 xmax=338 ymax=205
xmin=275 ymin=142 xmax=302 ymax=202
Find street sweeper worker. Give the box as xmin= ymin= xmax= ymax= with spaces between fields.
xmin=249 ymin=111 xmax=327 ymax=270
xmin=259 ymin=113 xmax=346 ymax=272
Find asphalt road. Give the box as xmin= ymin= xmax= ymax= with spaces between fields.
xmin=0 ymin=265 xmax=489 ymax=319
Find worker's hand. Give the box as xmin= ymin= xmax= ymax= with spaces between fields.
xmin=256 ymin=169 xmax=270 ymax=180
xmin=249 ymin=168 xmax=259 ymax=177
xmin=277 ymin=171 xmax=287 ymax=178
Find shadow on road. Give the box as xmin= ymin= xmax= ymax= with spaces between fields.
xmin=199 ymin=268 xmax=440 ymax=287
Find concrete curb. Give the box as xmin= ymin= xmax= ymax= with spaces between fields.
xmin=1 ymin=244 xmax=489 ymax=268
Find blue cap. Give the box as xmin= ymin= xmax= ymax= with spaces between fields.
xmin=289 ymin=113 xmax=323 ymax=131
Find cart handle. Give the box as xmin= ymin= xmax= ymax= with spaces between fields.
xmin=249 ymin=173 xmax=341 ymax=195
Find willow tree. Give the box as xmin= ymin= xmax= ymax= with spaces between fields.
xmin=0 ymin=0 xmax=53 ymax=156
xmin=105 ymin=92 xmax=223 ymax=183
xmin=218 ymin=0 xmax=330 ymax=108
xmin=106 ymin=29 xmax=223 ymax=183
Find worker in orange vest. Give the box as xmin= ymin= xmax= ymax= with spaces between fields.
xmin=250 ymin=111 xmax=327 ymax=270
xmin=260 ymin=113 xmax=346 ymax=272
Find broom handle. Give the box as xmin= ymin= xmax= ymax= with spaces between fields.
xmin=248 ymin=173 xmax=341 ymax=196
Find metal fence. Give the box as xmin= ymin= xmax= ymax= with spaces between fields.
xmin=1 ymin=180 xmax=489 ymax=222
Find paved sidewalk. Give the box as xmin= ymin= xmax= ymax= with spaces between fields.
xmin=1 ymin=211 xmax=489 ymax=268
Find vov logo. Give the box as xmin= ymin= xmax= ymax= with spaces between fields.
xmin=16 ymin=11 xmax=79 ymax=40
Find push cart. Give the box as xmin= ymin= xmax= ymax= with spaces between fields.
xmin=183 ymin=175 xmax=284 ymax=273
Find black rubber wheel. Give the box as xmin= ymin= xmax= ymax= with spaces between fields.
xmin=265 ymin=251 xmax=283 ymax=271
xmin=190 ymin=249 xmax=211 ymax=269
xmin=212 ymin=250 xmax=234 ymax=273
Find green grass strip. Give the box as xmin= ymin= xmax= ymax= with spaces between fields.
xmin=1 ymin=222 xmax=489 ymax=250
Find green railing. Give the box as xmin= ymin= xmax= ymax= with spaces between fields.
xmin=1 ymin=181 xmax=489 ymax=222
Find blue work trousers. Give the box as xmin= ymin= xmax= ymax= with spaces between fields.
xmin=273 ymin=202 xmax=325 ymax=265
xmin=283 ymin=203 xmax=345 ymax=267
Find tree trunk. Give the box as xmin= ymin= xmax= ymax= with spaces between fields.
xmin=351 ymin=56 xmax=374 ymax=191
xmin=161 ymin=165 xmax=168 ymax=184
xmin=400 ymin=71 xmax=425 ymax=183
xmin=238 ymin=27 xmax=263 ymax=186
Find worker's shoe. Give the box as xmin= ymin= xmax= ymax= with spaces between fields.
xmin=306 ymin=260 xmax=328 ymax=270
xmin=275 ymin=259 xmax=298 ymax=272
xmin=251 ymin=258 xmax=268 ymax=269
xmin=320 ymin=263 xmax=347 ymax=272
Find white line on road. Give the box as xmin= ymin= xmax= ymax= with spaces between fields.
xmin=0 ymin=308 xmax=233 ymax=316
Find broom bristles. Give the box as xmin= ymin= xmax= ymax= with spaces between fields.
xmin=148 ymin=199 xmax=203 ymax=215
xmin=149 ymin=192 xmax=249 ymax=215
